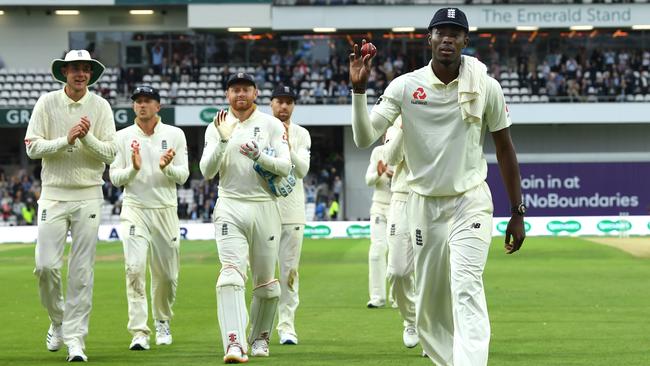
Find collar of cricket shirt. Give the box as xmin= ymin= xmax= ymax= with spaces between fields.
xmin=229 ymin=104 xmax=258 ymax=124
xmin=425 ymin=60 xmax=459 ymax=87
xmin=60 ymin=87 xmax=91 ymax=106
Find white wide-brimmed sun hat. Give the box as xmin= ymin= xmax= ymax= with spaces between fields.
xmin=51 ymin=49 xmax=106 ymax=86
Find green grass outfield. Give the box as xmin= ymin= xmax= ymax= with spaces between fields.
xmin=1 ymin=237 xmax=649 ymax=365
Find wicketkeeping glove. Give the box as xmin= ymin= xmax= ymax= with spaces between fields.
xmin=253 ymin=147 xmax=296 ymax=197
xmin=239 ymin=140 xmax=261 ymax=160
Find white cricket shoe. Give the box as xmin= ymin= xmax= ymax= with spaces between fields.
xmin=250 ymin=338 xmax=269 ymax=357
xmin=278 ymin=331 xmax=298 ymax=345
xmin=129 ymin=332 xmax=150 ymax=351
xmin=403 ymin=325 xmax=419 ymax=348
xmin=66 ymin=342 xmax=88 ymax=362
xmin=46 ymin=323 xmax=63 ymax=352
xmin=155 ymin=320 xmax=172 ymax=345
xmin=366 ymin=300 xmax=385 ymax=309
xmin=223 ymin=343 xmax=248 ymax=364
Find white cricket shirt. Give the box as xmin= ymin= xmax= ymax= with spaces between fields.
xmin=110 ymin=119 xmax=189 ymax=209
xmin=25 ymin=88 xmax=116 ymax=201
xmin=370 ymin=59 xmax=511 ymax=197
xmin=366 ymin=145 xmax=392 ymax=213
xmin=278 ymin=121 xmax=311 ymax=224
xmin=200 ymin=107 xmax=291 ymax=201
xmin=383 ymin=123 xmax=410 ymax=201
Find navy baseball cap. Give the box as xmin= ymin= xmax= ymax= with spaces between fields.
xmin=131 ymin=85 xmax=160 ymax=102
xmin=428 ymin=8 xmax=469 ymax=33
xmin=271 ymin=85 xmax=298 ymax=101
xmin=226 ymin=72 xmax=256 ymax=89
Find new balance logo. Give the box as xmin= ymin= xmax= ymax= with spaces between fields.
xmin=161 ymin=140 xmax=168 ymax=150
xmin=129 ymin=225 xmax=135 ymax=236
xmin=268 ymin=236 xmax=275 ymax=241
xmin=390 ymin=224 xmax=396 ymax=236
xmin=41 ymin=209 xmax=47 ymax=222
xmin=447 ymin=8 xmax=456 ymax=18
xmin=221 ymin=223 xmax=228 ymax=236
xmin=88 ymin=214 xmax=96 ymax=219
xmin=295 ymin=226 xmax=301 ymax=231
xmin=471 ymin=223 xmax=481 ymax=229
xmin=415 ymin=229 xmax=423 ymax=246
xmin=172 ymin=237 xmax=177 ymax=242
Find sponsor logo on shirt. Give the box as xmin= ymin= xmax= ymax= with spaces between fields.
xmin=415 ymin=228 xmax=423 ymax=246
xmin=411 ymin=87 xmax=428 ymax=105
xmin=161 ymin=139 xmax=168 ymax=150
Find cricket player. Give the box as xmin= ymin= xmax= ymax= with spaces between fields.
xmin=269 ymin=85 xmax=311 ymax=345
xmin=25 ymin=49 xmax=116 ymax=362
xmin=383 ymin=119 xmax=418 ymax=349
xmin=109 ymin=86 xmax=189 ymax=351
xmin=365 ymin=141 xmax=392 ymax=308
xmin=200 ymin=73 xmax=292 ymax=363
xmin=349 ymin=8 xmax=526 ymax=366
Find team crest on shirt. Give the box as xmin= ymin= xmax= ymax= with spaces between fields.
xmin=411 ymin=87 xmax=428 ymax=105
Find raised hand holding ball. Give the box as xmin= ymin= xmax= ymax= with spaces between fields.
xmin=361 ymin=42 xmax=377 ymax=59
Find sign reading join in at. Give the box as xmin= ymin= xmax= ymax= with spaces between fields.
xmin=487 ymin=162 xmax=649 ymax=217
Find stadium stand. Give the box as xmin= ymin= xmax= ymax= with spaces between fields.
xmin=0 ymin=49 xmax=650 ymax=107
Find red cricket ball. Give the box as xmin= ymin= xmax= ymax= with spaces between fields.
xmin=361 ymin=42 xmax=377 ymax=58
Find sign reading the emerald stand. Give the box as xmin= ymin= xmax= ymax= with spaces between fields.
xmin=487 ymin=162 xmax=648 ymax=216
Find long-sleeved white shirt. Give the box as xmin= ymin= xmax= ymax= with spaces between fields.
xmin=200 ymin=108 xmax=291 ymax=201
xmin=110 ymin=118 xmax=189 ymax=209
xmin=366 ymin=145 xmax=392 ymax=213
xmin=383 ymin=121 xmax=410 ymax=201
xmin=352 ymin=58 xmax=511 ymax=197
xmin=278 ymin=121 xmax=311 ymax=224
xmin=25 ymin=88 xmax=116 ymax=201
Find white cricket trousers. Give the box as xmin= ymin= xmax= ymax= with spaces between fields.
xmin=120 ymin=206 xmax=180 ymax=336
xmin=408 ymin=182 xmax=494 ymax=366
xmin=34 ymin=198 xmax=102 ymax=348
xmin=277 ymin=224 xmax=304 ymax=336
xmin=368 ymin=202 xmax=389 ymax=305
xmin=386 ymin=197 xmax=416 ymax=326
xmin=213 ymin=198 xmax=281 ymax=353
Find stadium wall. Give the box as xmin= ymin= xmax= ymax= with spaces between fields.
xmin=0 ymin=7 xmax=187 ymax=69
xmin=0 ymin=216 xmax=647 ymax=244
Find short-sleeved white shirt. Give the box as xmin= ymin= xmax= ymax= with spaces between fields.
xmin=372 ymin=59 xmax=511 ymax=196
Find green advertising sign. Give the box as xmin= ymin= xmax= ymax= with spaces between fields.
xmin=496 ymin=221 xmax=531 ymax=234
xmin=304 ymin=225 xmax=331 ymax=238
xmin=346 ymin=224 xmax=371 ymax=237
xmin=546 ymin=220 xmax=582 ymax=234
xmin=0 ymin=107 xmax=175 ymax=128
xmin=199 ymin=107 xmax=219 ymax=124
xmin=597 ymin=220 xmax=632 ymax=233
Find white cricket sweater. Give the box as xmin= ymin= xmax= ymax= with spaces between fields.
xmin=25 ymin=88 xmax=116 ymax=201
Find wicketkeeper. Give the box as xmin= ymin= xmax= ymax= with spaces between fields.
xmin=200 ymin=73 xmax=292 ymax=363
